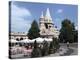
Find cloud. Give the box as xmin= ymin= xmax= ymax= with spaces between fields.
xmin=11 ymin=2 xmax=32 ymax=33
xmin=11 ymin=3 xmax=31 ymax=17
xmin=57 ymin=9 xmax=63 ymax=13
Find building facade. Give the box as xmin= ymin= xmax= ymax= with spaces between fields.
xmin=39 ymin=8 xmax=59 ymax=38
xmin=9 ymin=32 xmax=28 ymax=40
xmin=10 ymin=8 xmax=59 ymax=40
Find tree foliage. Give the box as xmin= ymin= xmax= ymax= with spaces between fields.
xmin=59 ymin=19 xmax=78 ymax=43
xmin=27 ymin=20 xmax=40 ymax=39
xmin=31 ymin=40 xmax=42 ymax=58
xmin=53 ymin=38 xmax=60 ymax=49
xmin=49 ymin=38 xmax=60 ymax=54
xmin=41 ymin=40 xmax=49 ymax=56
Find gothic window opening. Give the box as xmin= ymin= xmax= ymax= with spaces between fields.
xmin=16 ymin=38 xmax=19 ymax=41
xmin=45 ymin=23 xmax=48 ymax=29
xmin=49 ymin=26 xmax=51 ymax=28
xmin=20 ymin=37 xmax=23 ymax=40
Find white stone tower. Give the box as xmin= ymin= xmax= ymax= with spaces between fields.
xmin=39 ymin=8 xmax=59 ymax=38
xmin=39 ymin=11 xmax=45 ymax=31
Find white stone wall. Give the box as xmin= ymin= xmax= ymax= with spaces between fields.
xmin=39 ymin=8 xmax=60 ymax=39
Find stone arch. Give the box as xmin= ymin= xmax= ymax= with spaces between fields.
xmin=16 ymin=38 xmax=19 ymax=41
xmin=20 ymin=37 xmax=23 ymax=40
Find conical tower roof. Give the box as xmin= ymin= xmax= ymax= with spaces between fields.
xmin=40 ymin=11 xmax=44 ymax=18
xmin=45 ymin=8 xmax=51 ymax=18
xmin=45 ymin=8 xmax=52 ymax=23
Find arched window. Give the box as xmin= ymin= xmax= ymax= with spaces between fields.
xmin=20 ymin=37 xmax=23 ymax=40
xmin=45 ymin=23 xmax=48 ymax=29
xmin=49 ymin=26 xmax=51 ymax=28
xmin=16 ymin=38 xmax=19 ymax=41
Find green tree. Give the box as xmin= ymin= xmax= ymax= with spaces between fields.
xmin=41 ymin=40 xmax=49 ymax=56
xmin=48 ymin=41 xmax=54 ymax=54
xmin=27 ymin=20 xmax=40 ymax=39
xmin=34 ymin=40 xmax=38 ymax=48
xmin=73 ymin=30 xmax=78 ymax=42
xmin=49 ymin=38 xmax=60 ymax=54
xmin=59 ymin=19 xmax=76 ymax=43
xmin=53 ymin=38 xmax=60 ymax=49
xmin=31 ymin=40 xmax=42 ymax=58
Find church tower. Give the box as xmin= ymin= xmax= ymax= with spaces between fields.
xmin=39 ymin=11 xmax=46 ymax=32
xmin=39 ymin=8 xmax=59 ymax=38
xmin=45 ymin=8 xmax=52 ymax=23
xmin=44 ymin=8 xmax=54 ymax=30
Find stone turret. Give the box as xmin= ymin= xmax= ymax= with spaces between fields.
xmin=45 ymin=8 xmax=51 ymax=18
xmin=45 ymin=8 xmax=52 ymax=23
xmin=39 ymin=11 xmax=45 ymax=32
xmin=40 ymin=11 xmax=44 ymax=18
xmin=39 ymin=8 xmax=59 ymax=38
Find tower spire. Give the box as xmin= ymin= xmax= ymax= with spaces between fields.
xmin=45 ymin=8 xmax=51 ymax=18
xmin=40 ymin=11 xmax=44 ymax=18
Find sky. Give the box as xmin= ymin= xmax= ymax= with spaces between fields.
xmin=10 ymin=1 xmax=78 ymax=33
